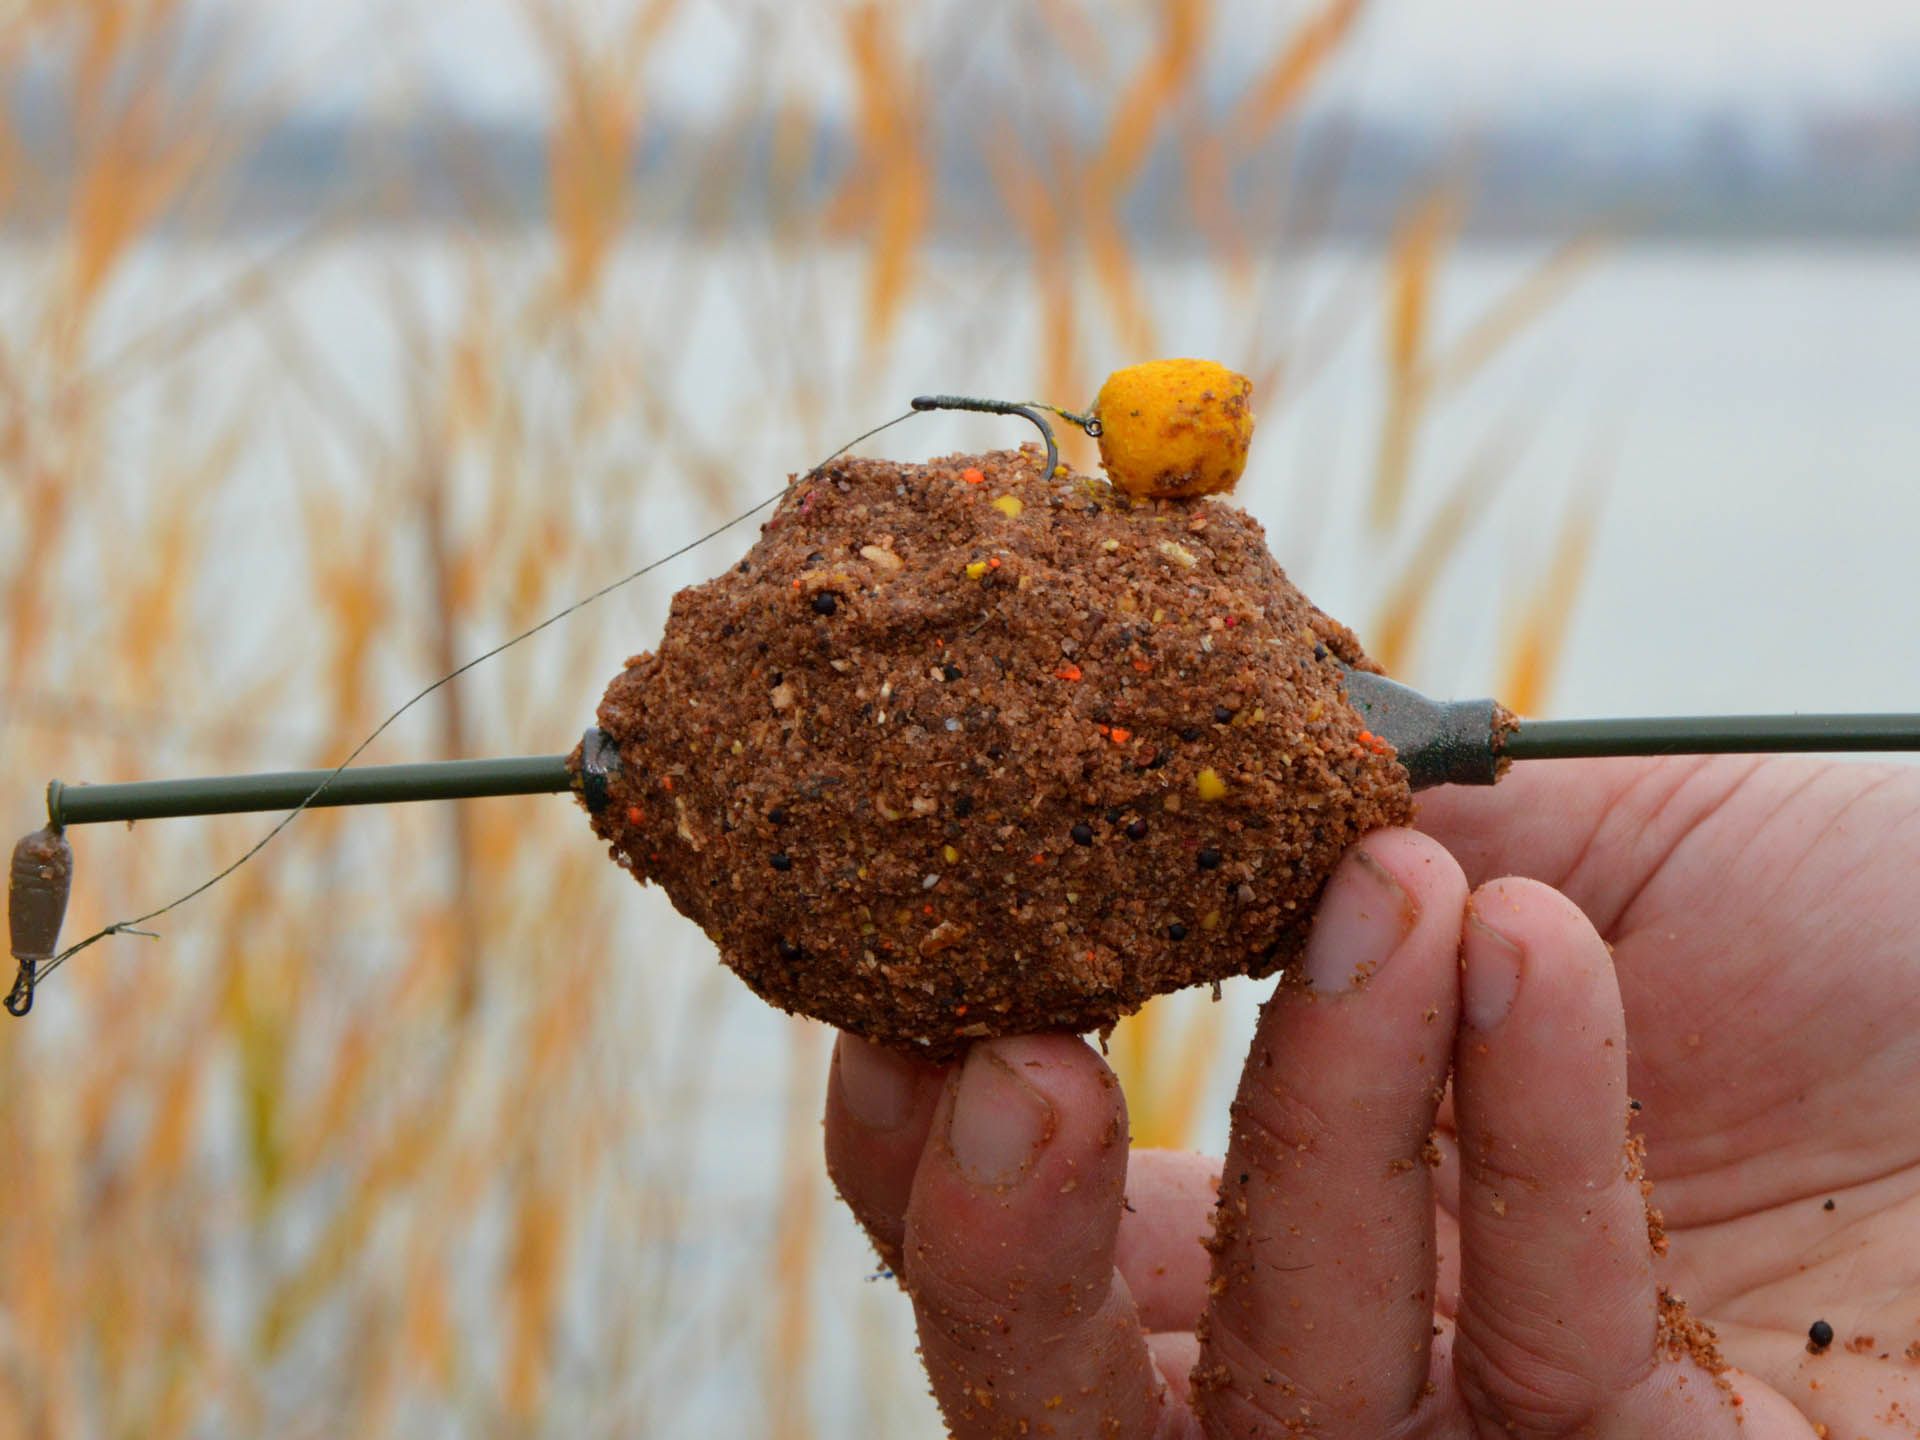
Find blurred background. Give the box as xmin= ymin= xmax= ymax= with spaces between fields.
xmin=3 ymin=0 xmax=1918 ymax=1433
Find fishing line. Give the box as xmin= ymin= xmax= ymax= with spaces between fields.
xmin=21 ymin=407 xmax=928 ymax=1000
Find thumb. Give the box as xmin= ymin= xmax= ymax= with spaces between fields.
xmin=900 ymin=1035 xmax=1175 ymax=1438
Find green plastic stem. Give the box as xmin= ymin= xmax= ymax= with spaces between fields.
xmin=48 ymin=756 xmax=574 ymax=827
xmin=1504 ymin=714 xmax=1920 ymax=761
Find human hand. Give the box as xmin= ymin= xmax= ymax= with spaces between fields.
xmin=824 ymin=756 xmax=1920 ymax=1436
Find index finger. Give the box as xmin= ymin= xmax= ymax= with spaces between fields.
xmin=1195 ymin=829 xmax=1467 ymax=1437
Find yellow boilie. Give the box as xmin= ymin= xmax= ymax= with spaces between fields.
xmin=1092 ymin=359 xmax=1255 ymax=499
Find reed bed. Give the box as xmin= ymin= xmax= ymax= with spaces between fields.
xmin=0 ymin=1 xmax=1596 ymax=1433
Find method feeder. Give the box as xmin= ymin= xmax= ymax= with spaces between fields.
xmin=10 ymin=371 xmax=1920 ymax=1023
xmin=14 ymin=670 xmax=1920 ymax=1016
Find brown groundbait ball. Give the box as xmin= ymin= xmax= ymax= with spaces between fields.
xmin=577 ymin=448 xmax=1412 ymax=1057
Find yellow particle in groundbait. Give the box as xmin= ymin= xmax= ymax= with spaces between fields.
xmin=1195 ymin=767 xmax=1228 ymax=801
xmin=991 ymin=495 xmax=1024 ymax=519
xmin=1092 ymin=358 xmax=1255 ymax=499
xmin=964 ymin=560 xmax=989 ymax=580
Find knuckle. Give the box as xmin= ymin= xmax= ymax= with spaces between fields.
xmin=1228 ymin=1086 xmax=1338 ymax=1170
xmin=1460 ymin=1123 xmax=1623 ymax=1208
xmin=905 ymin=1232 xmax=1116 ymax=1341
xmin=1453 ymin=1309 xmax=1616 ymax=1436
xmin=1198 ymin=1384 xmax=1323 ymax=1437
xmin=1458 ymin=1135 xmax=1550 ymax=1195
xmin=1193 ymin=1320 xmax=1351 ymax=1438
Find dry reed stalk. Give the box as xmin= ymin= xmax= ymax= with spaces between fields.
xmin=62 ymin=59 xmax=219 ymax=335
xmin=1079 ymin=0 xmax=1211 ymax=358
xmin=1181 ymin=123 xmax=1247 ymax=282
xmin=1375 ymin=204 xmax=1602 ymax=536
xmin=529 ymin=0 xmax=673 ymax=307
xmin=767 ymin=1023 xmax=826 ymax=1440
xmin=505 ymin=1178 xmax=566 ymax=1417
xmin=1231 ymin=0 xmax=1365 ymax=139
xmin=1431 ymin=234 xmax=1610 ymax=394
xmin=839 ymin=3 xmax=929 ymax=355
xmin=1501 ymin=478 xmax=1604 ymax=716
xmin=1369 ymin=417 xmax=1535 ymax=677
xmin=982 ymin=120 xmax=1093 ymax=469
xmin=1371 ymin=188 xmax=1459 ymax=531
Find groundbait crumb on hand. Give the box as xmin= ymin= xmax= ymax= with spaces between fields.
xmin=1092 ymin=358 xmax=1255 ymax=499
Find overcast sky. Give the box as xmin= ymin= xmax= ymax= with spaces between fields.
xmin=268 ymin=0 xmax=1920 ymax=122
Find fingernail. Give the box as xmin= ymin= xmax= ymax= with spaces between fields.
xmin=1463 ymin=912 xmax=1523 ymax=1031
xmin=947 ymin=1046 xmax=1055 ymax=1187
xmin=838 ymin=1035 xmax=918 ymax=1131
xmin=1302 ymin=848 xmax=1415 ymax=995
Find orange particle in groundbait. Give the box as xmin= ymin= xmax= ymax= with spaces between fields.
xmin=1092 ymin=358 xmax=1255 ymax=499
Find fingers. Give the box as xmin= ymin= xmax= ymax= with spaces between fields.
xmin=1195 ymin=829 xmax=1468 ymax=1437
xmin=1118 ymin=1149 xmax=1221 ymax=1333
xmin=1451 ymin=878 xmax=1752 ymax=1436
xmin=823 ymin=1034 xmax=948 ymax=1275
xmin=900 ymin=1035 xmax=1172 ymax=1438
xmin=827 ymin=1032 xmax=1223 ymax=1335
